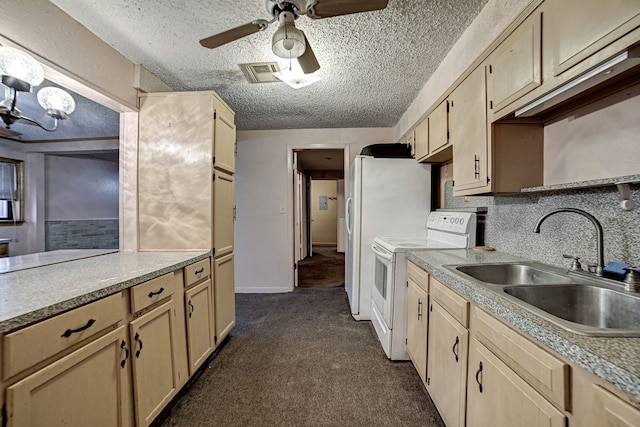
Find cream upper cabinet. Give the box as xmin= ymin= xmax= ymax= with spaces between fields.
xmin=487 ymin=11 xmax=541 ymax=117
xmin=466 ymin=338 xmax=566 ymax=427
xmin=406 ymin=277 xmax=428 ymax=384
xmin=5 ymin=326 xmax=133 ymax=427
xmin=427 ymin=99 xmax=451 ymax=161
xmin=213 ymin=171 xmax=234 ymax=258
xmin=414 ymin=117 xmax=429 ymax=161
xmin=543 ymin=0 xmax=640 ymax=79
xmin=138 ymin=91 xmax=236 ymax=251
xmin=451 ymin=65 xmax=488 ymax=193
xmin=214 ymin=106 xmax=236 ymax=174
xmin=426 ymin=300 xmax=468 ymax=427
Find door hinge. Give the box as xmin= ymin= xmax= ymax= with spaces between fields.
xmin=406 ymin=280 xmax=408 ymax=288
xmin=233 ymin=206 xmax=237 ymax=221
xmin=447 ymin=130 xmax=450 ymax=140
xmin=487 ymin=176 xmax=491 ymax=184
xmin=452 ymin=180 xmax=455 ymax=187
xmin=489 ymin=100 xmax=493 ymax=110
xmin=235 ymin=141 xmax=238 ymax=157
xmin=213 ymin=156 xmax=216 ymax=165
xmin=405 ymin=338 xmax=408 ymax=345
xmin=489 ymin=64 xmax=493 ymax=74
xmin=214 ymin=111 xmax=217 ymax=119
xmin=294 ymin=263 xmax=297 ymax=270
xmin=446 ymin=101 xmax=450 ymax=112
xmin=214 ymin=335 xmax=218 ymax=343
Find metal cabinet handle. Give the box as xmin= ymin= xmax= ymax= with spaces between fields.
xmin=188 ymin=300 xmax=195 ymax=318
xmin=61 ymin=319 xmax=96 ymax=338
xmin=452 ymin=336 xmax=460 ymax=362
xmin=417 ymin=299 xmax=422 ymax=320
xmin=134 ymin=332 xmax=143 ymax=358
xmin=120 ymin=340 xmax=129 ymax=368
xmin=195 ymin=268 xmax=204 ymax=275
xmin=148 ymin=287 xmax=165 ymax=298
xmin=475 ymin=361 xmax=483 ymax=393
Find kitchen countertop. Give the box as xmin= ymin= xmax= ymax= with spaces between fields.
xmin=0 ymin=249 xmax=118 ymax=274
xmin=0 ymin=250 xmax=211 ymax=334
xmin=406 ymin=249 xmax=640 ymax=403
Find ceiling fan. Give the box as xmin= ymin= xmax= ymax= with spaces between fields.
xmin=199 ymin=0 xmax=389 ymax=74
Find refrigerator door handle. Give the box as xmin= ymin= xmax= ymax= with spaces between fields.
xmin=346 ymin=196 xmax=353 ymax=236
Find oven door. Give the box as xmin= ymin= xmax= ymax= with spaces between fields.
xmin=371 ymin=242 xmax=395 ymax=328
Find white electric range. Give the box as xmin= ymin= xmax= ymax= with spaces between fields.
xmin=371 ymin=211 xmax=477 ymax=360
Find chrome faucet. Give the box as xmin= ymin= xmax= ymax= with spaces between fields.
xmin=533 ymin=208 xmax=605 ymax=277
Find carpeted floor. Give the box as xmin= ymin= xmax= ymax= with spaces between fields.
xmin=298 ymin=246 xmax=345 ymax=288
xmin=160 ymin=288 xmax=444 ymax=427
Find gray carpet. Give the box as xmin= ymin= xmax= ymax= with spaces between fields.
xmin=298 ymin=246 xmax=345 ymax=288
xmin=161 ymin=288 xmax=444 ymax=427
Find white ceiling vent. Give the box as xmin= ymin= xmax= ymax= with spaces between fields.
xmin=240 ymin=62 xmax=281 ymax=83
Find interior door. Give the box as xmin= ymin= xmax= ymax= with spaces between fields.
xmin=293 ymin=151 xmax=300 ymax=288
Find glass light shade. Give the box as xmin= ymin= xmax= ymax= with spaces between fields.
xmin=0 ymin=46 xmax=45 ymax=88
xmin=37 ymin=87 xmax=76 ymax=116
xmin=272 ymin=23 xmax=306 ymax=58
xmin=273 ymin=68 xmax=321 ymax=89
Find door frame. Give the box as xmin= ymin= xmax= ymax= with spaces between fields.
xmin=287 ymin=144 xmax=350 ymax=289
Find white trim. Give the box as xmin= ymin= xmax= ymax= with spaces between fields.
xmin=287 ymin=143 xmax=350 ymax=293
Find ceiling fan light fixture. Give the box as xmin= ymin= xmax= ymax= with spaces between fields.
xmin=273 ymin=68 xmax=321 ymax=89
xmin=272 ymin=21 xmax=306 ymax=59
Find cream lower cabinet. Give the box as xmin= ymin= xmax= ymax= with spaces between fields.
xmin=426 ymin=301 xmax=468 ymax=427
xmin=5 ymin=326 xmax=133 ymax=427
xmin=129 ymin=300 xmax=179 ymax=427
xmin=185 ymin=279 xmax=215 ymax=375
xmin=214 ymin=252 xmax=235 ymax=345
xmin=466 ymin=338 xmax=566 ymax=427
xmin=406 ymin=261 xmax=429 ymax=383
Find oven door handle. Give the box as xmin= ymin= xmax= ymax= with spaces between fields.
xmin=371 ymin=244 xmax=393 ymax=262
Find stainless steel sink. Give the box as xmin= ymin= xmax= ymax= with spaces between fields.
xmin=445 ymin=262 xmax=640 ymax=336
xmin=455 ymin=263 xmax=573 ymax=285
xmin=504 ymin=285 xmax=640 ymax=333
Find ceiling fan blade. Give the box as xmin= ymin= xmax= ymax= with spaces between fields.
xmin=199 ymin=20 xmax=269 ymax=49
xmin=0 ymin=127 xmax=22 ymax=138
xmin=298 ymin=33 xmax=320 ymax=74
xmin=308 ymin=0 xmax=389 ymax=18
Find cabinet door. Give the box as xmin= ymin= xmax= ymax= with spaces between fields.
xmin=593 ymin=385 xmax=640 ymax=426
xmin=214 ymin=252 xmax=236 ymax=345
xmin=487 ymin=11 xmax=541 ymax=114
xmin=544 ymin=0 xmax=640 ymax=77
xmin=213 ymin=170 xmax=234 ymax=257
xmin=6 ymin=326 xmax=133 ymax=427
xmin=129 ymin=300 xmax=178 ymax=427
xmin=451 ymin=66 xmax=488 ymax=193
xmin=185 ymin=279 xmax=215 ymax=375
xmin=428 ymin=100 xmax=449 ymax=155
xmin=414 ymin=118 xmax=429 ymax=161
xmin=426 ymin=301 xmax=468 ymax=427
xmin=466 ymin=339 xmax=566 ymax=427
xmin=406 ymin=278 xmax=428 ymax=384
xmin=214 ymin=106 xmax=236 ymax=174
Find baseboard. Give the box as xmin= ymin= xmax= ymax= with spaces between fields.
xmin=235 ymin=286 xmax=293 ymax=293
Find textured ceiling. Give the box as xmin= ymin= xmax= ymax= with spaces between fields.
xmin=51 ymin=0 xmax=489 ymax=131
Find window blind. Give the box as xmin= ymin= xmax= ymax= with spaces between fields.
xmin=0 ymin=162 xmax=17 ymax=201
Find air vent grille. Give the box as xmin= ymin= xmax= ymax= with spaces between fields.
xmin=240 ymin=62 xmax=281 ymax=83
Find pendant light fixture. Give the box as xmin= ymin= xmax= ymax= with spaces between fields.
xmin=0 ymin=46 xmax=75 ymax=132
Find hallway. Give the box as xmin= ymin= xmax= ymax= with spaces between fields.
xmin=297 ymin=246 xmax=345 ymax=288
xmin=160 ymin=288 xmax=444 ymax=426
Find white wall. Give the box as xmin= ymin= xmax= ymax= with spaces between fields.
xmin=311 ymin=180 xmax=338 ymax=245
xmin=235 ymin=128 xmax=393 ymax=293
xmin=45 ymin=155 xmax=119 ymax=220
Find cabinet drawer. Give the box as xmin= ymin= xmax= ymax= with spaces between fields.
xmin=2 ymin=292 xmax=124 ymax=380
xmin=130 ymin=272 xmax=175 ymax=314
xmin=472 ymin=306 xmax=569 ymax=410
xmin=184 ymin=258 xmax=211 ymax=288
xmin=407 ymin=261 xmax=429 ymax=292
xmin=430 ymin=278 xmax=469 ymax=327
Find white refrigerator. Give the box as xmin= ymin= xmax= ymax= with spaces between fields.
xmin=345 ymin=156 xmax=431 ymax=320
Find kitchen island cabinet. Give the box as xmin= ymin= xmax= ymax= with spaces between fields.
xmin=0 ymin=251 xmax=211 ymax=427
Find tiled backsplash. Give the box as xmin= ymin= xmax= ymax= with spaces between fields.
xmin=45 ymin=220 xmax=119 ymax=251
xmin=445 ymin=181 xmax=640 ymax=268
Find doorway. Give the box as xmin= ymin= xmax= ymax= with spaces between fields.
xmin=292 ymin=148 xmax=347 ymax=288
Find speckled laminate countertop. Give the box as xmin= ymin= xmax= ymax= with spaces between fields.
xmin=0 ymin=249 xmax=118 ymax=274
xmin=0 ymin=250 xmax=211 ymax=334
xmin=406 ymin=249 xmax=640 ymax=403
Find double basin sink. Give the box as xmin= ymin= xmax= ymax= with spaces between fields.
xmin=446 ymin=262 xmax=640 ymax=337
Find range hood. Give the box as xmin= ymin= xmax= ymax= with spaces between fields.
xmin=516 ymin=46 xmax=640 ymax=117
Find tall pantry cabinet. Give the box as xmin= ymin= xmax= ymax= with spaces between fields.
xmin=138 ymin=91 xmax=236 ymax=347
